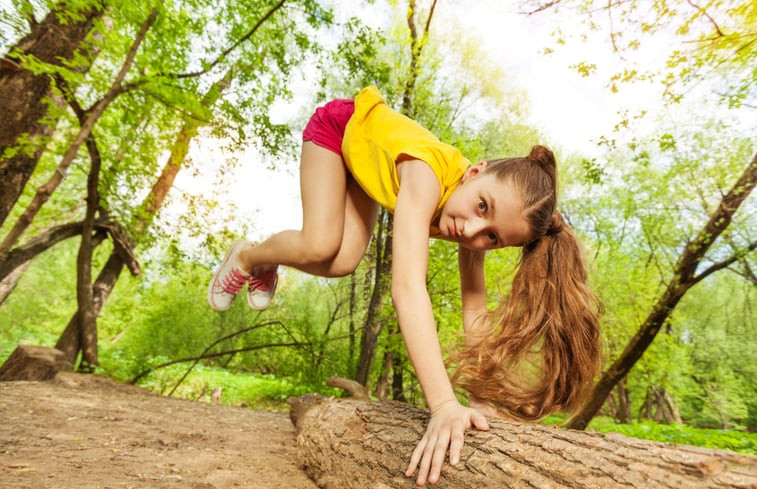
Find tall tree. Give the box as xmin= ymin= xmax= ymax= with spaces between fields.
xmin=521 ymin=0 xmax=756 ymax=428
xmin=354 ymin=0 xmax=437 ymax=388
xmin=567 ymin=153 xmax=756 ymax=429
xmin=0 ymin=0 xmax=329 ymax=371
xmin=0 ymin=1 xmax=103 ymax=227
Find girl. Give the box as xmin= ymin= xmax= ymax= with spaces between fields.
xmin=208 ymin=86 xmax=602 ymax=486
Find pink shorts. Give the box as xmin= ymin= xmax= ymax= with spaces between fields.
xmin=302 ymin=98 xmax=355 ymax=157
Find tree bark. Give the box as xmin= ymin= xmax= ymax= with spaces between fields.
xmin=0 ymin=3 xmax=102 ymax=227
xmin=75 ymin=115 xmax=103 ymax=370
xmin=567 ymin=153 xmax=757 ymax=430
xmin=289 ymin=396 xmax=757 ymax=489
xmin=615 ymin=377 xmax=632 ymax=424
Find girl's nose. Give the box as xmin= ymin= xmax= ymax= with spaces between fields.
xmin=463 ymin=218 xmax=485 ymax=238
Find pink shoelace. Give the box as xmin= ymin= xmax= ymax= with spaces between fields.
xmin=221 ymin=267 xmax=249 ymax=294
xmin=249 ymin=269 xmax=276 ymax=291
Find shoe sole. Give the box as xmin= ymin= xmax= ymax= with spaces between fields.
xmin=207 ymin=240 xmax=248 ymax=311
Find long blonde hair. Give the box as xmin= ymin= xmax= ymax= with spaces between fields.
xmin=453 ymin=145 xmax=603 ymax=420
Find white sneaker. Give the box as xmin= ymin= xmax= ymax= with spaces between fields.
xmin=247 ymin=266 xmax=278 ymax=310
xmin=207 ymin=240 xmax=251 ymax=311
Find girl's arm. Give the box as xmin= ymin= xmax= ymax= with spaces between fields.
xmin=458 ymin=245 xmax=503 ymax=417
xmin=392 ymin=160 xmax=489 ymax=486
xmin=458 ymin=245 xmax=488 ymax=346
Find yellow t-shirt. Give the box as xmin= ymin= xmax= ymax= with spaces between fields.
xmin=341 ymin=86 xmax=471 ymax=231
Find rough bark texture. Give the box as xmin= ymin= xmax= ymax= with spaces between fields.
xmin=0 ymin=4 xmax=102 ymax=226
xmin=0 ymin=345 xmax=65 ymax=381
xmin=290 ymin=397 xmax=757 ymax=489
xmin=0 ymin=8 xmax=157 ymax=261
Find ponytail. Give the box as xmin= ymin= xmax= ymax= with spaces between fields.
xmin=453 ymin=146 xmax=602 ymax=420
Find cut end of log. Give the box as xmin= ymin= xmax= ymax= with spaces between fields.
xmin=289 ymin=377 xmax=370 ymax=433
xmin=288 ymin=393 xmax=327 ymax=431
xmin=0 ymin=345 xmax=65 ymax=381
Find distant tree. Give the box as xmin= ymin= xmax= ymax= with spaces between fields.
xmin=521 ymin=0 xmax=757 ymax=429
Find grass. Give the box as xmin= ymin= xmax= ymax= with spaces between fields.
xmin=541 ymin=414 xmax=756 ymax=455
xmin=587 ymin=416 xmax=757 ymax=455
xmin=125 ymin=363 xmax=339 ymax=412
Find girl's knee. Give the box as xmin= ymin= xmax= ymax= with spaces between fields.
xmin=325 ymin=250 xmax=363 ymax=277
xmin=300 ymin=235 xmax=340 ymax=264
xmin=326 ymin=260 xmax=359 ymax=278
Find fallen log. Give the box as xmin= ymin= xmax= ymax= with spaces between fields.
xmin=289 ymin=395 xmax=757 ymax=489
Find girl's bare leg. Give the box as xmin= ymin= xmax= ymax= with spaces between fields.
xmin=237 ymin=141 xmax=378 ymax=277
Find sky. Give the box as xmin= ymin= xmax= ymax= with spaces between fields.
xmin=175 ymin=1 xmax=686 ymax=242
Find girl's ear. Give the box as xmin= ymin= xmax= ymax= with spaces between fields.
xmin=462 ymin=161 xmax=488 ymax=182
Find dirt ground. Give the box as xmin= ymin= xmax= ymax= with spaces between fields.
xmin=0 ymin=372 xmax=319 ymax=489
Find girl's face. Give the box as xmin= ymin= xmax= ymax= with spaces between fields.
xmin=436 ymin=163 xmax=531 ymax=250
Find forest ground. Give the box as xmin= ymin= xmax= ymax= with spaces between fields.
xmin=0 ymin=372 xmax=318 ymax=488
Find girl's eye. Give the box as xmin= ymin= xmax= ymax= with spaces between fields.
xmin=478 ymin=199 xmax=487 ymax=212
xmin=488 ymin=232 xmax=498 ymax=245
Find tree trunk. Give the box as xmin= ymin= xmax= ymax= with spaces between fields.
xmin=616 ymin=377 xmax=632 ymax=424
xmin=355 ymin=210 xmax=393 ymax=385
xmin=639 ymin=386 xmax=684 ymax=424
xmin=0 ymin=8 xmax=158 ymax=261
xmin=567 ymin=153 xmax=757 ymax=430
xmin=0 ymin=261 xmax=30 ymax=306
xmin=75 ymin=119 xmax=103 ymax=370
xmin=390 ymin=323 xmax=407 ymax=402
xmin=375 ymin=349 xmax=392 ymax=400
xmin=289 ymin=396 xmax=757 ymax=489
xmin=0 ymin=345 xmax=65 ymax=381
xmin=0 ymin=3 xmax=102 ymax=226
xmin=56 ymin=249 xmax=123 ymax=367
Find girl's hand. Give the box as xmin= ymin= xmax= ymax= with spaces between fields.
xmin=405 ymin=400 xmax=490 ymax=486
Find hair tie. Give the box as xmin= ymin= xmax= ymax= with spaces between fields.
xmin=546 ymin=212 xmax=564 ymax=236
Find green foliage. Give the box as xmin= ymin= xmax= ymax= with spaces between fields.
xmin=532 ymin=0 xmax=757 ymax=109
xmin=129 ymin=363 xmax=331 ymax=411
xmin=1 ymin=1 xmax=755 ymax=458
xmin=587 ymin=417 xmax=757 ymax=455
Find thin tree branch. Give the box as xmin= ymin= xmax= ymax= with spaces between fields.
xmin=686 ymin=0 xmax=724 ymax=37
xmin=130 ymin=322 xmax=277 ymax=384
xmin=691 ymin=240 xmax=757 ymax=285
xmin=521 ymin=1 xmax=562 ymax=15
xmin=159 ymin=0 xmax=285 ymax=80
xmin=728 ymin=260 xmax=757 ymax=285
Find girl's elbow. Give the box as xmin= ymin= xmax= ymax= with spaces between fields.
xmin=390 ymin=281 xmax=405 ymax=304
xmin=390 ymin=278 xmax=420 ymax=305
